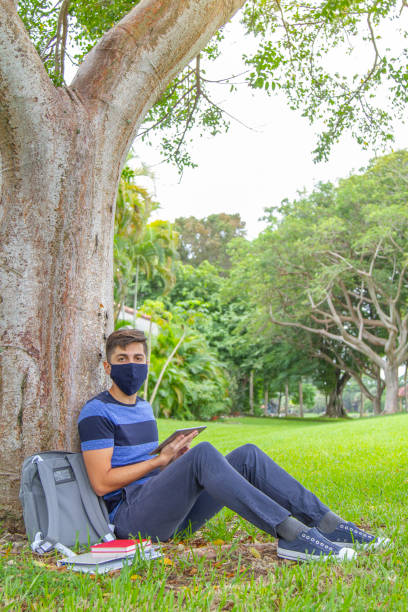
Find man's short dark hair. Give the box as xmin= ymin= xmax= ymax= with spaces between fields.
xmin=106 ymin=329 xmax=148 ymax=361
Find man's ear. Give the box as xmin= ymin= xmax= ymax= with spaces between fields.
xmin=103 ymin=361 xmax=111 ymax=376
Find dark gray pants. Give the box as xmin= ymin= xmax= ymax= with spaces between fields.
xmin=114 ymin=442 xmax=329 ymax=541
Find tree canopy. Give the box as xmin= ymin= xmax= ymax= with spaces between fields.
xmin=17 ymin=0 xmax=408 ymax=169
xmin=174 ymin=213 xmax=246 ymax=270
xmin=228 ymin=151 xmax=408 ymax=414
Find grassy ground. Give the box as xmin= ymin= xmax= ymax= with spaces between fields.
xmin=1 ymin=414 xmax=407 ymax=611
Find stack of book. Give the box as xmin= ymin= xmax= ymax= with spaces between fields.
xmin=58 ymin=539 xmax=162 ymax=574
xmin=91 ymin=538 xmax=152 ymax=556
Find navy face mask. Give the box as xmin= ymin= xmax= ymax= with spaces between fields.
xmin=109 ymin=363 xmax=148 ymax=396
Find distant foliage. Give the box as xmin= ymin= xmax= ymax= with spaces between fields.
xmin=174 ymin=213 xmax=246 ymax=271
xmin=139 ymin=300 xmax=230 ymax=421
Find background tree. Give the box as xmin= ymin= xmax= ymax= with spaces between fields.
xmin=248 ymin=151 xmax=408 ymax=414
xmin=138 ymin=299 xmax=230 ymax=421
xmin=114 ymin=163 xmax=179 ymax=321
xmin=174 ymin=213 xmax=246 ymax=271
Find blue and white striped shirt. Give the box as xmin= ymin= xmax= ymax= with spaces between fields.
xmin=78 ymin=391 xmax=159 ymax=517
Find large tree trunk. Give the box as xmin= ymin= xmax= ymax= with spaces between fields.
xmin=383 ymin=363 xmax=399 ymax=414
xmin=0 ymin=0 xmax=245 ymax=524
xmin=249 ymin=370 xmax=254 ymax=415
xmin=360 ymin=391 xmax=364 ymax=418
xmin=264 ymin=386 xmax=269 ymax=416
xmin=373 ymin=368 xmax=384 ymax=415
xmin=284 ymin=382 xmax=289 ymax=417
xmin=0 ymin=104 xmax=115 ymax=527
xmin=325 ymin=371 xmax=350 ymax=417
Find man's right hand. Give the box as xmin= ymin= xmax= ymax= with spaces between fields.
xmin=83 ymin=430 xmax=199 ymax=496
xmin=158 ymin=430 xmax=199 ymax=467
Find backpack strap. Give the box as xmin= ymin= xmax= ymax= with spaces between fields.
xmin=20 ymin=457 xmax=44 ymax=544
xmin=31 ymin=456 xmax=61 ymax=553
xmin=65 ymin=454 xmax=115 ymax=542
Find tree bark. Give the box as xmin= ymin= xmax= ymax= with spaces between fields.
xmin=284 ymin=382 xmax=289 ymax=417
xmin=325 ymin=371 xmax=350 ymax=417
xmin=249 ymin=370 xmax=254 ymax=415
xmin=0 ymin=0 xmax=245 ymax=522
xmin=298 ymin=378 xmax=304 ymax=418
xmin=383 ymin=363 xmax=399 ymax=414
xmin=373 ymin=368 xmax=384 ymax=415
xmin=264 ymin=386 xmax=269 ymax=416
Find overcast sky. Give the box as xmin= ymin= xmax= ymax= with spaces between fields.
xmin=132 ymin=13 xmax=407 ymax=239
xmin=66 ymin=9 xmax=407 ymax=239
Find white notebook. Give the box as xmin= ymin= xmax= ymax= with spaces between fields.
xmin=57 ymin=547 xmax=161 ymax=574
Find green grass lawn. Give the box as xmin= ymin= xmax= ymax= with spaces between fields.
xmin=1 ymin=414 xmax=408 ymax=611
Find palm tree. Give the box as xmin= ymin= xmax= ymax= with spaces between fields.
xmin=113 ymin=164 xmax=179 ymax=323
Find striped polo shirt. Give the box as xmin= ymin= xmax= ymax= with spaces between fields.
xmin=78 ymin=391 xmax=159 ymax=517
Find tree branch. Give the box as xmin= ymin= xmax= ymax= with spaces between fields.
xmin=71 ymin=0 xmax=246 ymax=158
xmin=269 ymin=303 xmax=385 ymax=370
xmin=148 ymin=329 xmax=186 ymax=409
xmin=0 ymin=1 xmax=61 ymax=193
xmin=0 ymin=1 xmax=57 ymax=154
xmin=54 ymin=0 xmax=71 ymax=81
xmin=313 ymin=347 xmax=374 ymax=402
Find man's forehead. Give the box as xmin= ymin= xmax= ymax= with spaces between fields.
xmin=111 ymin=342 xmax=145 ymax=355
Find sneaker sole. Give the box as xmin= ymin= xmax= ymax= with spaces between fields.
xmin=277 ymin=546 xmax=356 ymax=562
xmin=332 ymin=537 xmax=391 ymax=550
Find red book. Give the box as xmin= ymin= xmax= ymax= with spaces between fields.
xmin=91 ymin=539 xmax=151 ymax=554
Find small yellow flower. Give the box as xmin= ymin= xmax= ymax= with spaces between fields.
xmin=163 ymin=557 xmax=173 ymax=566
xmin=130 ymin=574 xmax=142 ymax=581
xmin=250 ymin=547 xmax=261 ymax=559
xmin=212 ymin=539 xmax=225 ymax=546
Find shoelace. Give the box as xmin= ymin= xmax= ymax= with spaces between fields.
xmin=301 ymin=532 xmax=334 ymax=552
xmin=339 ymin=524 xmax=372 ymax=541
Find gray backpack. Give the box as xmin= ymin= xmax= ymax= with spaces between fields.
xmin=19 ymin=451 xmax=115 ymax=555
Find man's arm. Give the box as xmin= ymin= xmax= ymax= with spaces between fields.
xmin=83 ymin=431 xmax=198 ymax=496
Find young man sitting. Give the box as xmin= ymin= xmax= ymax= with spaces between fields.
xmin=78 ymin=329 xmax=389 ymax=562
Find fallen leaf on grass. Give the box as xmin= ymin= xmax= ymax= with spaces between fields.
xmin=190 ymin=548 xmax=217 ymax=560
xmin=183 ymin=585 xmax=199 ymax=593
xmin=163 ymin=557 xmax=173 ymax=566
xmin=250 ymin=547 xmax=261 ymax=559
xmin=212 ymin=539 xmax=225 ymax=546
xmin=33 ymin=560 xmax=59 ymax=570
xmin=130 ymin=574 xmax=142 ymax=581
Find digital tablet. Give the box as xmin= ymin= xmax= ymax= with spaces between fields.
xmin=149 ymin=426 xmax=207 ymax=455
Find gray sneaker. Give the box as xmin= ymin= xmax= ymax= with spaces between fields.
xmin=277 ymin=527 xmax=356 ymax=562
xmin=321 ymin=521 xmax=391 ymax=550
